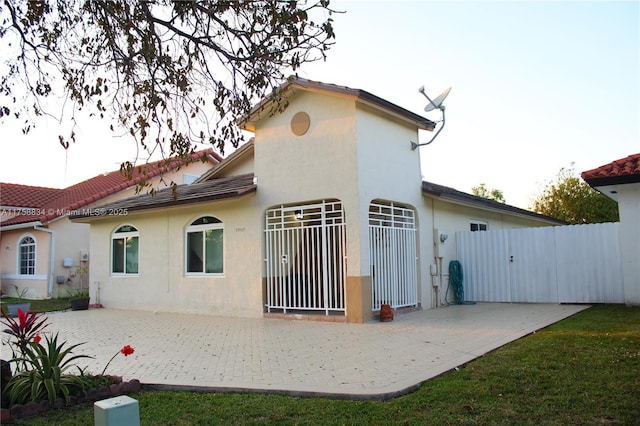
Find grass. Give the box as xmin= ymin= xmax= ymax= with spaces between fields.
xmin=0 ymin=297 xmax=72 ymax=314
xmin=7 ymin=305 xmax=640 ymax=425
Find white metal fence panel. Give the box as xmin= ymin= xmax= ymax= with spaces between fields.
xmin=554 ymin=223 xmax=624 ymax=303
xmin=265 ymin=201 xmax=346 ymax=314
xmin=457 ymin=222 xmax=623 ymax=304
xmin=457 ymin=229 xmax=511 ymax=302
xmin=369 ymin=202 xmax=418 ymax=310
xmin=508 ymin=228 xmax=559 ymax=303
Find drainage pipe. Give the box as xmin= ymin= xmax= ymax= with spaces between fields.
xmin=34 ymin=226 xmax=55 ymax=298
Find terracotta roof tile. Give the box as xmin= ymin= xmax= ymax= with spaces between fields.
xmin=0 ymin=183 xmax=64 ymax=208
xmin=1 ymin=149 xmax=221 ymax=227
xmin=581 ymin=153 xmax=640 ymax=186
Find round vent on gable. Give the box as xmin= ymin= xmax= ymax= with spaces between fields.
xmin=290 ymin=111 xmax=310 ymax=136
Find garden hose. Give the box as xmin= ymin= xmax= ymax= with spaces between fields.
xmin=446 ymin=260 xmax=476 ymax=305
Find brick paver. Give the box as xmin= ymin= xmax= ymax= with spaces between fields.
xmin=0 ymin=303 xmax=588 ymax=399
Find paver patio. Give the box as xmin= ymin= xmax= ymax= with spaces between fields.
xmin=0 ymin=303 xmax=589 ymax=400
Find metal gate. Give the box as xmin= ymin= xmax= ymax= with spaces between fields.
xmin=264 ymin=200 xmax=346 ymax=314
xmin=369 ymin=201 xmax=418 ymax=310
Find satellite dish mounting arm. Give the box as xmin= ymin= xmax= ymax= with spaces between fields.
xmin=411 ymin=86 xmax=451 ymax=150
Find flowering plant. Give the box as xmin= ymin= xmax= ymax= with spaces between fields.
xmin=5 ymin=332 xmax=91 ymax=405
xmin=1 ymin=309 xmax=137 ymax=407
xmin=101 ymin=345 xmax=135 ymax=376
xmin=1 ymin=308 xmax=48 ymax=371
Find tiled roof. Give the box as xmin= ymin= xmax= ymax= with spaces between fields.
xmin=581 ymin=153 xmax=640 ymax=186
xmin=1 ymin=149 xmax=221 ymax=227
xmin=422 ymin=181 xmax=567 ymax=225
xmin=0 ymin=183 xmax=64 ymax=208
xmin=69 ymin=173 xmax=257 ymax=219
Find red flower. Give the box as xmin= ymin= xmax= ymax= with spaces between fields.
xmin=33 ymin=334 xmax=42 ymax=344
xmin=120 ymin=345 xmax=135 ymax=357
xmin=17 ymin=308 xmax=28 ymax=329
xmin=101 ymin=344 xmax=135 ymax=375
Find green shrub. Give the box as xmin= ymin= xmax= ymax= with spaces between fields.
xmin=5 ymin=333 xmax=91 ymax=405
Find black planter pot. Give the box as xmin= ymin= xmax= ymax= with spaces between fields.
xmin=70 ymin=297 xmax=90 ymax=311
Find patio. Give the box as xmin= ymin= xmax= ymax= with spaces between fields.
xmin=0 ymin=303 xmax=589 ymax=400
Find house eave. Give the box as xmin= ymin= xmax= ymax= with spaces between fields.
xmin=422 ymin=181 xmax=566 ymax=225
xmin=582 ymin=175 xmax=640 ymax=187
xmin=0 ymin=220 xmax=44 ymax=231
xmin=239 ymin=78 xmax=436 ymax=133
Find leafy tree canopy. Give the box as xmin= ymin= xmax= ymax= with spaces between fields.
xmin=471 ymin=183 xmax=505 ymax=203
xmin=531 ymin=164 xmax=619 ymax=224
xmin=1 ymin=0 xmax=336 ymax=180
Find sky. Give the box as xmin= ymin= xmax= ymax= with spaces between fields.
xmin=1 ymin=0 xmax=638 ymax=209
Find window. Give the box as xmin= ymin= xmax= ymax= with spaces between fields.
xmin=112 ymin=225 xmax=139 ymax=274
xmin=186 ymin=216 xmax=223 ymax=275
xmin=19 ymin=236 xmax=36 ymax=275
xmin=183 ymin=174 xmax=199 ymax=184
xmin=470 ymin=220 xmax=488 ymax=232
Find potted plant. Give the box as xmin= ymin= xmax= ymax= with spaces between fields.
xmin=68 ymin=266 xmax=90 ymax=311
xmin=6 ymin=286 xmax=31 ymax=317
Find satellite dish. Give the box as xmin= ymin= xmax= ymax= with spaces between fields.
xmin=423 ymin=86 xmax=451 ymax=112
xmin=411 ymin=85 xmax=452 ymax=150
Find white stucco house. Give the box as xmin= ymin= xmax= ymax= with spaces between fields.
xmin=70 ymin=78 xmax=563 ymax=323
xmin=582 ymin=154 xmax=640 ymax=305
xmin=0 ymin=150 xmax=220 ymax=300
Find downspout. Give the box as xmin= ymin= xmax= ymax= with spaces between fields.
xmin=35 ymin=226 xmax=55 ymax=298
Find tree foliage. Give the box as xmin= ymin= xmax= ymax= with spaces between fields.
xmin=0 ymin=0 xmax=336 ymax=176
xmin=531 ymin=165 xmax=618 ymax=224
xmin=471 ymin=183 xmax=505 ymax=203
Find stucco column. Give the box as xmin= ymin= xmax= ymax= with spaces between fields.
xmin=619 ymin=189 xmax=640 ymax=305
xmin=346 ymin=275 xmax=372 ymax=323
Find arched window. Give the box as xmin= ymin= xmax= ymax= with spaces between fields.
xmin=19 ymin=236 xmax=36 ymax=275
xmin=186 ymin=216 xmax=223 ymax=275
xmin=111 ymin=225 xmax=139 ymax=275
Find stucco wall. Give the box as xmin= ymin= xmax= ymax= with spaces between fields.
xmin=0 ymin=228 xmax=51 ymax=298
xmin=88 ymin=196 xmax=263 ymax=317
xmin=49 ymin=218 xmax=90 ymax=298
xmin=617 ymin=184 xmax=640 ymax=305
xmin=354 ymin=103 xmax=425 ymax=274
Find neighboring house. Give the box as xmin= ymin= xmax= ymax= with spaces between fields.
xmin=0 ymin=150 xmax=221 ymax=300
xmin=70 ymin=78 xmax=562 ymax=323
xmin=582 ymin=153 xmax=640 ymax=305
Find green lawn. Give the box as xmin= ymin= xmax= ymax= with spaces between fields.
xmin=8 ymin=305 xmax=640 ymax=425
xmin=0 ymin=298 xmax=72 ymax=314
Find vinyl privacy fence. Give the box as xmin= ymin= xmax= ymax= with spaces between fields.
xmin=456 ymin=222 xmax=624 ymax=304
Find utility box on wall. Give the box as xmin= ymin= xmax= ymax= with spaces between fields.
xmin=94 ymin=395 xmax=140 ymax=426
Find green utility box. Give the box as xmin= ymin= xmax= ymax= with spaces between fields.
xmin=94 ymin=395 xmax=140 ymax=426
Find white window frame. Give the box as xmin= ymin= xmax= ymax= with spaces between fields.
xmin=185 ymin=216 xmax=224 ymax=276
xmin=111 ymin=224 xmax=140 ymax=276
xmin=18 ymin=234 xmax=36 ymax=276
xmin=470 ymin=220 xmax=488 ymax=232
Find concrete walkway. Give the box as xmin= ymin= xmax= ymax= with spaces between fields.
xmin=1 ymin=303 xmax=589 ymax=400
